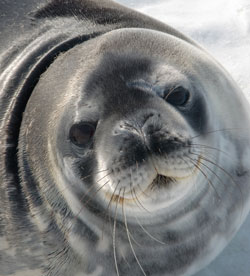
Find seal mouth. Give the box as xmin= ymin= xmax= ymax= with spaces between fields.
xmin=106 ymin=175 xmax=178 ymax=204
xmin=149 ymin=174 xmax=175 ymax=190
xmin=105 ymin=155 xmax=202 ymax=204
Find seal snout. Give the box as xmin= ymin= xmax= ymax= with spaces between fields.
xmin=113 ymin=112 xmax=190 ymax=158
xmin=96 ymin=110 xmax=197 ymax=200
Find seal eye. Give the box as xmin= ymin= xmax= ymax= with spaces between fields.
xmin=69 ymin=123 xmax=96 ymax=147
xmin=165 ymin=87 xmax=190 ymax=106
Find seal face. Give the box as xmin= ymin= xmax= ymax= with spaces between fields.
xmin=1 ymin=1 xmax=250 ymax=276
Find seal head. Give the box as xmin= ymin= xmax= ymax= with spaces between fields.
xmin=17 ymin=28 xmax=250 ymax=276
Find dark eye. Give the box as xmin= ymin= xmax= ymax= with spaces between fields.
xmin=69 ymin=122 xmax=96 ymax=147
xmin=165 ymin=87 xmax=190 ymax=106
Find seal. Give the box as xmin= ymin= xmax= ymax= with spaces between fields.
xmin=1 ymin=1 xmax=250 ymax=276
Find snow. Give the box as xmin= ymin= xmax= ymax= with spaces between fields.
xmin=115 ymin=1 xmax=250 ymax=275
xmin=117 ymin=0 xmax=250 ymax=101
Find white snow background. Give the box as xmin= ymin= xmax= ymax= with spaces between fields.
xmin=115 ymin=0 xmax=250 ymax=275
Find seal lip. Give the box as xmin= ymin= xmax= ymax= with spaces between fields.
xmin=103 ymin=155 xmax=201 ymax=205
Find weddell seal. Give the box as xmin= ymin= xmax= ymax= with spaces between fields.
xmin=1 ymin=0 xmax=250 ymax=275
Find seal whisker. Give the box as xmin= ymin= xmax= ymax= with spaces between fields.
xmin=67 ymin=176 xmax=112 ymax=232
xmin=123 ymin=222 xmax=142 ymax=248
xmin=80 ymin=168 xmax=110 ymax=181
xmin=78 ymin=171 xmax=111 ymax=203
xmin=190 ymin=128 xmax=246 ymax=140
xmin=96 ymin=171 xmax=112 ymax=183
xmin=129 ymin=169 xmax=150 ymax=213
xmin=186 ymin=156 xmax=221 ymax=199
xmin=135 ymin=215 xmax=166 ymax=245
xmin=68 ymin=180 xmax=111 ymax=232
xmin=190 ymin=152 xmax=244 ymax=220
xmin=189 ymin=148 xmax=223 ymax=168
xmin=113 ymin=188 xmax=122 ymax=276
xmin=83 ymin=180 xmax=110 ymax=206
xmin=120 ymin=190 xmax=142 ymax=248
xmin=122 ymin=195 xmax=147 ymax=276
xmin=191 ymin=154 xmax=227 ymax=189
xmin=133 ymin=188 xmax=151 ymax=214
xmin=190 ymin=147 xmax=220 ymax=160
xmin=129 ymin=183 xmax=142 ymax=211
xmin=101 ymin=181 xmax=120 ymax=239
xmin=188 ymin=154 xmax=224 ymax=193
xmin=137 ymin=183 xmax=152 ymax=199
xmin=188 ymin=143 xmax=231 ymax=158
xmin=191 ymin=153 xmax=243 ymax=193
xmin=58 ymin=168 xmax=111 ymax=196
